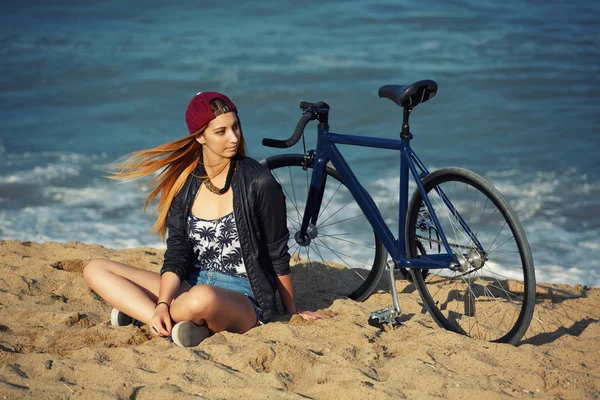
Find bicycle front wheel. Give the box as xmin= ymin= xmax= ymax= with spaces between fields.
xmin=406 ymin=167 xmax=535 ymax=344
xmin=262 ymin=154 xmax=387 ymax=301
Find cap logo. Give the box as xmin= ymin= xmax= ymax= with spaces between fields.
xmin=213 ymin=105 xmax=231 ymax=117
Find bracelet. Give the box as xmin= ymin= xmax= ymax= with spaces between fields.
xmin=155 ymin=301 xmax=170 ymax=309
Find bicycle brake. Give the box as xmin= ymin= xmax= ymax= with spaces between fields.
xmin=301 ymin=150 xmax=316 ymax=170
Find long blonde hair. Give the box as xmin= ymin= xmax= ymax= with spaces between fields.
xmin=108 ymin=100 xmax=247 ymax=241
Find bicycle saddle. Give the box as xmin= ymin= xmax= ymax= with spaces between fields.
xmin=378 ymin=80 xmax=438 ymax=108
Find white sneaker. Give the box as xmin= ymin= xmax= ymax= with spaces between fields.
xmin=171 ymin=321 xmax=211 ymax=347
xmin=110 ymin=308 xmax=140 ymax=327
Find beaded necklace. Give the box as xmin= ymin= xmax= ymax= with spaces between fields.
xmin=203 ymin=159 xmax=237 ymax=195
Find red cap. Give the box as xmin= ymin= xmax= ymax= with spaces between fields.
xmin=185 ymin=92 xmax=238 ymax=134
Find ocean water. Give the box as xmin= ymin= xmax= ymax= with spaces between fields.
xmin=1 ymin=0 xmax=599 ymax=286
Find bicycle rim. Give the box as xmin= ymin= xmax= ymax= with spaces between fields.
xmin=407 ymin=167 xmax=535 ymax=344
xmin=262 ymin=154 xmax=387 ymax=301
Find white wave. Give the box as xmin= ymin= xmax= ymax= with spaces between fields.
xmin=421 ymin=41 xmax=441 ymax=50
xmin=42 ymin=185 xmax=146 ymax=207
xmin=0 ymin=151 xmax=111 ymax=185
xmin=0 ymin=164 xmax=80 ymax=184
xmin=535 ymin=264 xmax=598 ymax=287
xmin=579 ymin=241 xmax=600 ymax=251
xmin=0 ymin=206 xmax=164 ymax=250
xmin=370 ymin=167 xmax=598 ymax=225
xmin=493 ymin=174 xmax=561 ymax=201
xmin=1 ymin=151 xmax=107 ymax=163
xmin=486 ymin=169 xmax=521 ymax=178
xmin=368 ymin=167 xmax=600 ymax=287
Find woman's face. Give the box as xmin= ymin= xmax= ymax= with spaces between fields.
xmin=197 ymin=112 xmax=241 ymax=162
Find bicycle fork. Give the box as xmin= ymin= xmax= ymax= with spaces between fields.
xmin=295 ymin=150 xmax=328 ymax=246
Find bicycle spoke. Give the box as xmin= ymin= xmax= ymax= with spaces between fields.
xmin=316 ymin=199 xmax=354 ymax=228
xmin=317 ymin=234 xmax=376 ymax=250
xmin=431 ymin=189 xmax=472 ymax=248
xmin=480 ymin=267 xmax=516 ymax=280
xmin=409 ymin=170 xmax=534 ymax=343
xmin=265 ymin=155 xmax=385 ymax=302
xmin=304 ymin=245 xmax=321 ymax=293
xmin=461 ymin=274 xmax=499 ymax=339
xmin=475 ymin=199 xmax=493 ymax=238
xmin=273 ymin=169 xmax=303 ymax=225
xmin=488 ymin=235 xmax=515 ymax=255
xmin=425 ymin=268 xmax=455 ymax=299
xmin=485 ymin=281 xmax=522 ymax=302
xmin=307 ymin=241 xmax=350 ymax=292
xmin=315 ymin=237 xmax=369 ymax=281
xmin=486 ymin=221 xmax=507 ymax=255
xmin=318 ymin=213 xmax=364 ymax=229
xmin=475 ymin=272 xmax=514 ymax=318
xmin=318 ymin=181 xmax=344 ymax=220
xmin=485 ymin=262 xmax=527 ymax=271
xmin=289 ymin=243 xmax=301 ymax=260
xmin=286 ymin=215 xmax=300 ymax=231
xmin=321 ymin=231 xmax=376 ymax=237
xmin=476 ymin=272 xmax=519 ymax=335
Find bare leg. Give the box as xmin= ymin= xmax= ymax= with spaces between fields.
xmin=83 ymin=258 xmax=172 ymax=325
xmin=170 ymin=284 xmax=258 ymax=334
xmin=84 ymin=259 xmax=257 ymax=335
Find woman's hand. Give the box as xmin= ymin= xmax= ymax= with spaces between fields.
xmin=149 ymin=303 xmax=172 ymax=337
xmin=293 ymin=310 xmax=332 ymax=320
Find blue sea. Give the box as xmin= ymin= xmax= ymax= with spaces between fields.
xmin=1 ymin=0 xmax=599 ymax=287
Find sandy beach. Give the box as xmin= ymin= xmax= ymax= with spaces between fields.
xmin=0 ymin=239 xmax=599 ymax=399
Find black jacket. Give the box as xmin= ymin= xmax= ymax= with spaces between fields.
xmin=160 ymin=156 xmax=291 ymax=322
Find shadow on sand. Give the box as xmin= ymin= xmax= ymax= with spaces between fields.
xmin=520 ymin=317 xmax=599 ymax=346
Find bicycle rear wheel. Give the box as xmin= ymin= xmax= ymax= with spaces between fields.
xmin=406 ymin=167 xmax=535 ymax=344
xmin=262 ymin=154 xmax=387 ymax=301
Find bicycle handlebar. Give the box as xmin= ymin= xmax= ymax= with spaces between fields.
xmin=299 ymin=101 xmax=315 ymax=110
xmin=262 ymin=111 xmax=315 ymax=148
xmin=263 ymin=101 xmax=330 ymax=149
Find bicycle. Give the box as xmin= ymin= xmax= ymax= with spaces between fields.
xmin=260 ymin=80 xmax=536 ymax=345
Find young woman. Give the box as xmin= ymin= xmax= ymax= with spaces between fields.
xmin=83 ymin=92 xmax=320 ymax=347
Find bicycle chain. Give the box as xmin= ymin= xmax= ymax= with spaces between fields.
xmin=415 ymin=235 xmax=478 ymax=251
xmin=415 ymin=236 xmax=485 ymax=282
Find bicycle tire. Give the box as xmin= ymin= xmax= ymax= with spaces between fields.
xmin=406 ymin=167 xmax=535 ymax=344
xmin=262 ymin=154 xmax=387 ymax=301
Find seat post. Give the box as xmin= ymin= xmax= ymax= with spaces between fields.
xmin=401 ymin=107 xmax=413 ymax=139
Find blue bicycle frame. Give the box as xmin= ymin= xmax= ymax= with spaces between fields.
xmin=298 ymin=123 xmax=483 ymax=270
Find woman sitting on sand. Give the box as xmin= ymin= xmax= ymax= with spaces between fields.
xmin=84 ymin=92 xmax=320 ymax=347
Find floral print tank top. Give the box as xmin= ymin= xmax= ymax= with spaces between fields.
xmin=187 ymin=212 xmax=247 ymax=278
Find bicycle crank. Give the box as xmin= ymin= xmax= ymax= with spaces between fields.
xmin=368 ymin=260 xmax=402 ymax=330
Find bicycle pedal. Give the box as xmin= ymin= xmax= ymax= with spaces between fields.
xmin=368 ymin=306 xmax=402 ymax=330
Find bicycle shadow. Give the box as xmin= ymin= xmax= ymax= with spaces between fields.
xmin=533 ymin=282 xmax=591 ymax=304
xmin=519 ymin=282 xmax=598 ymax=346
xmin=289 ymin=261 xmax=599 ymax=346
xmin=519 ymin=317 xmax=599 ymax=346
xmin=288 ymin=260 xmax=425 ymax=324
xmin=289 ymin=261 xmax=367 ymax=311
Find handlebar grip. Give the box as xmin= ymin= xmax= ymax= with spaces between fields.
xmin=261 ymin=138 xmax=290 ymax=148
xmin=262 ymin=112 xmax=314 ymax=148
xmin=300 ymin=101 xmax=315 ymax=110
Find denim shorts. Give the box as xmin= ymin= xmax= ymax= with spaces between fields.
xmin=185 ymin=270 xmax=263 ymax=325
